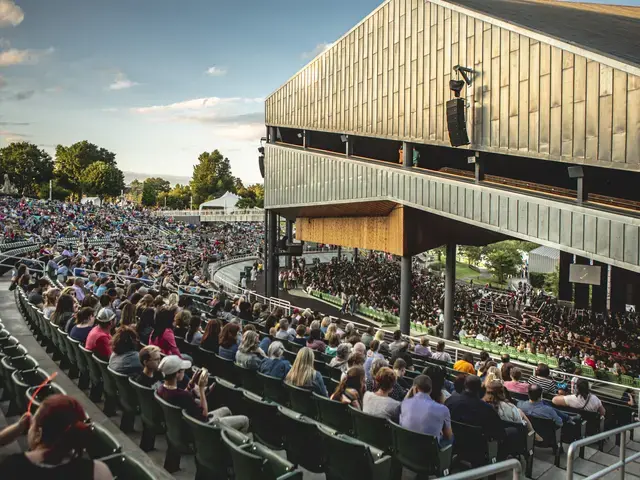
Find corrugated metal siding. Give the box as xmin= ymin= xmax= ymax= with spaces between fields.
xmin=265 ymin=0 xmax=640 ymax=170
xmin=265 ymin=144 xmax=640 ymax=273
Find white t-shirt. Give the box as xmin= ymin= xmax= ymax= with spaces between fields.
xmin=563 ymin=394 xmax=603 ymax=413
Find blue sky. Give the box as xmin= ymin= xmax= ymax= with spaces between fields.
xmin=0 ymin=0 xmax=638 ymax=185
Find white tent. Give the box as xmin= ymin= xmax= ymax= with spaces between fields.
xmin=198 ymin=191 xmax=240 ymax=212
xmin=528 ymin=246 xmax=560 ymax=274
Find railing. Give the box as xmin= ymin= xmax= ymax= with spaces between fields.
xmin=152 ymin=209 xmax=264 ymax=217
xmin=566 ymin=422 xmax=640 ymax=480
xmin=435 ymin=459 xmax=522 ymax=479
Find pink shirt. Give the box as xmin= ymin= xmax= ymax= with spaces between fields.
xmin=86 ymin=327 xmax=112 ymax=360
xmin=149 ymin=328 xmax=181 ymax=357
xmin=504 ymin=381 xmax=529 ymax=394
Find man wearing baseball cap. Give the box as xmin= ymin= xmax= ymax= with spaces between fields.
xmin=157 ymin=355 xmax=249 ymax=432
xmin=85 ymin=307 xmax=116 ymax=360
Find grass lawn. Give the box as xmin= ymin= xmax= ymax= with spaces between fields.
xmin=455 ymin=262 xmax=480 ymax=279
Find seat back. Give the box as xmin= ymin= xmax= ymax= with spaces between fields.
xmin=259 ymin=372 xmax=288 ymax=406
xmin=349 ymin=405 xmax=392 ymax=453
xmin=107 ymin=367 xmax=139 ymax=414
xmin=26 ymin=383 xmax=68 ymax=414
xmin=451 ymin=420 xmax=498 ymax=467
xmin=390 ymin=420 xmax=451 ymax=476
xmin=529 ymin=415 xmax=561 ymax=449
xmin=234 ymin=363 xmax=263 ymax=396
xmin=277 ymin=406 xmax=324 ymax=473
xmin=61 ymin=331 xmax=78 ymax=365
xmin=1 ymin=355 xmax=38 ymax=399
xmin=153 ymin=391 xmax=193 ymax=453
xmin=242 ymin=391 xmax=283 ymax=449
xmin=0 ymin=344 xmax=27 ymax=359
xmin=129 ymin=379 xmax=165 ymax=433
xmin=215 ymin=354 xmax=238 ymax=384
xmin=284 ymin=382 xmax=317 ymax=418
xmin=313 ymin=392 xmax=352 ymax=433
xmin=183 ymin=411 xmax=250 ymax=478
xmin=68 ymin=337 xmax=89 ymax=376
xmin=100 ymin=454 xmax=156 ymax=480
xmin=197 ymin=347 xmax=218 ymax=373
xmin=211 ymin=377 xmax=246 ymax=415
xmin=11 ymin=368 xmax=49 ymax=413
xmin=79 ymin=345 xmax=102 ymax=385
xmin=319 ymin=426 xmax=378 ymax=479
xmin=85 ymin=423 xmax=122 ymax=459
xmin=555 ymin=405 xmax=604 ymax=437
xmin=93 ymin=355 xmax=119 ymax=399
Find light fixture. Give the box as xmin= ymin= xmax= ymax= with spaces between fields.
xmin=340 ymin=134 xmax=348 ymax=143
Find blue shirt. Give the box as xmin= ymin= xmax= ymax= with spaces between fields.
xmin=400 ymin=392 xmax=451 ymax=441
xmin=517 ymin=400 xmax=564 ymax=427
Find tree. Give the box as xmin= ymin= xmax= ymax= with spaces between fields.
xmin=54 ymin=141 xmax=116 ymax=197
xmin=128 ymin=180 xmax=143 ymax=204
xmin=36 ymin=179 xmax=71 ymax=201
xmin=144 ymin=177 xmax=170 ymax=195
xmin=190 ymin=150 xmax=237 ymax=205
xmin=158 ymin=184 xmax=192 ymax=209
xmin=544 ymin=268 xmax=560 ymax=296
xmin=0 ymin=142 xmax=54 ymax=195
xmin=141 ymin=181 xmax=158 ymax=206
xmin=460 ymin=245 xmax=484 ymax=266
xmin=80 ymin=161 xmax=125 ymax=199
xmin=236 ymin=183 xmax=264 ymax=209
xmin=484 ymin=241 xmax=523 ymax=283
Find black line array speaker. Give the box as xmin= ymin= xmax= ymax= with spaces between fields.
xmin=446 ymin=98 xmax=470 ymax=147
xmin=258 ymin=155 xmax=265 ymax=178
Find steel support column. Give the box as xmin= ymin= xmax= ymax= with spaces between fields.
xmin=400 ymin=255 xmax=412 ymax=335
xmin=444 ymin=243 xmax=456 ymax=340
xmin=353 ymin=248 xmax=359 ymax=263
xmin=591 ymin=261 xmax=608 ymax=313
xmin=558 ymin=251 xmax=573 ymax=302
xmin=263 ymin=209 xmax=269 ymax=296
xmin=574 ymin=256 xmax=590 ymax=309
xmin=285 ymin=219 xmax=293 ymax=269
xmin=337 ymin=246 xmax=341 ymax=261
xmin=268 ymin=210 xmax=278 ymax=298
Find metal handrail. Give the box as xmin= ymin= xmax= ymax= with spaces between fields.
xmin=566 ymin=421 xmax=640 ymax=480
xmin=435 ymin=459 xmax=522 ymax=479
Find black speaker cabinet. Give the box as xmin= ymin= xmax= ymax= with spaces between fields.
xmin=446 ymin=98 xmax=470 ymax=147
xmin=258 ymin=155 xmax=265 ymax=178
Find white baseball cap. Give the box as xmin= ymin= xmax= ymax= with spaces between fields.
xmin=158 ymin=355 xmax=192 ymax=376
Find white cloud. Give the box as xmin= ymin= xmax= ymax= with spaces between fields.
xmin=0 ymin=74 xmax=5 ymax=88
xmin=101 ymin=107 xmax=118 ymax=112
xmin=108 ymin=72 xmax=139 ymax=90
xmin=132 ymin=96 xmax=262 ymax=114
xmin=0 ymin=0 xmax=24 ymax=28
xmin=205 ymin=66 xmax=227 ymax=77
xmin=301 ymin=42 xmax=333 ymax=59
xmin=0 ymin=47 xmax=54 ymax=67
xmin=0 ymin=38 xmax=9 ymax=48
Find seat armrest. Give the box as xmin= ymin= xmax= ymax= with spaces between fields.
xmin=371 ymin=455 xmax=392 ymax=480
xmin=580 ymin=420 xmax=587 ymax=439
xmin=487 ymin=439 xmax=499 ymax=463
xmin=439 ymin=443 xmax=453 ymax=473
xmin=554 ymin=427 xmax=562 ymax=445
xmin=277 ymin=471 xmax=303 ymax=480
xmin=526 ymin=430 xmax=535 ymax=454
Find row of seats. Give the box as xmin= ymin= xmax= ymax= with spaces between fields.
xmin=3 ymin=290 xmax=155 ymax=479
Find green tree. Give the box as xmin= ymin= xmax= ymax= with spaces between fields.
xmin=190 ymin=150 xmax=237 ymax=205
xmin=158 ymin=184 xmax=192 ymax=209
xmin=36 ymin=179 xmax=71 ymax=201
xmin=484 ymin=241 xmax=522 ymax=283
xmin=141 ymin=181 xmax=158 ymax=206
xmin=544 ymin=268 xmax=560 ymax=296
xmin=460 ymin=245 xmax=484 ymax=266
xmin=144 ymin=177 xmax=170 ymax=195
xmin=236 ymin=183 xmax=264 ymax=209
xmin=80 ymin=161 xmax=125 ymax=199
xmin=128 ymin=179 xmax=143 ymax=204
xmin=54 ymin=141 xmax=116 ymax=197
xmin=0 ymin=142 xmax=54 ymax=195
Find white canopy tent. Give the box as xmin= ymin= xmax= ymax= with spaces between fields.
xmin=198 ymin=191 xmax=241 ymax=212
xmin=528 ymin=246 xmax=560 ymax=274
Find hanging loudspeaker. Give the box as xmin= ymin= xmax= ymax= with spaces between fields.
xmin=258 ymin=155 xmax=265 ymax=178
xmin=446 ymin=98 xmax=470 ymax=147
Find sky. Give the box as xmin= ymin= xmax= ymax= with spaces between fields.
xmin=0 ymin=0 xmax=638 ymax=185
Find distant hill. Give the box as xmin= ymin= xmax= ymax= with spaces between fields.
xmin=123 ymin=171 xmax=191 ymax=187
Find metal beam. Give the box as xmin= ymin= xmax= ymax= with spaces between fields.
xmin=444 ymin=243 xmax=456 ymax=340
xmin=400 ymin=255 xmax=412 ymax=335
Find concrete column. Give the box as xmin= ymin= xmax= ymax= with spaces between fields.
xmin=402 ymin=142 xmax=413 ymax=169
xmin=591 ymin=261 xmax=608 ymax=313
xmin=444 ymin=243 xmax=456 ymax=340
xmin=285 ymin=219 xmax=293 ymax=269
xmin=353 ymin=248 xmax=359 ymax=263
xmin=337 ymin=246 xmax=342 ymax=261
xmin=263 ymin=209 xmax=269 ymax=296
xmin=303 ymin=130 xmax=311 ymax=149
xmin=574 ymin=256 xmax=590 ymax=309
xmin=474 ymin=155 xmax=485 ymax=183
xmin=345 ymin=136 xmax=353 ymax=157
xmin=400 ymin=255 xmax=412 ymax=335
xmin=558 ymin=251 xmax=573 ymax=302
xmin=268 ymin=126 xmax=277 ymax=144
xmin=268 ymin=210 xmax=278 ymax=298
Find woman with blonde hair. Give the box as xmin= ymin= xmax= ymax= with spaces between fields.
xmin=324 ymin=323 xmax=339 ymax=345
xmin=285 ymin=347 xmax=328 ymax=396
xmin=483 ymin=380 xmax=540 ymax=441
xmin=42 ymin=288 xmax=60 ymax=319
xmin=235 ymin=330 xmax=265 ymax=370
xmin=483 ymin=366 xmax=503 ymax=387
xmin=167 ymin=293 xmax=179 ymax=307
xmin=374 ymin=330 xmax=390 ymax=356
xmin=174 ymin=309 xmax=191 ymax=338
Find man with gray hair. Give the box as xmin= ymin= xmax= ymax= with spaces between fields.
xmin=329 ymin=343 xmax=351 ymax=373
xmin=365 ymin=357 xmax=408 ymax=402
xmin=258 ymin=341 xmax=292 ymax=380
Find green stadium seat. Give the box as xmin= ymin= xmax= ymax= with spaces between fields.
xmin=284 ymin=382 xmax=318 ymax=419
xmin=313 ymin=391 xmax=353 ymax=434
xmin=85 ymin=423 xmax=122 ymax=459
xmin=242 ymin=390 xmax=284 ymax=450
xmin=277 ymin=406 xmax=325 ymax=473
xmin=0 ymin=354 xmax=38 ymax=414
xmin=389 ymin=421 xmax=452 ymax=477
xmin=26 ymin=383 xmax=67 ymax=415
xmin=68 ymin=336 xmax=90 ymax=390
xmin=349 ymin=405 xmax=393 ymax=454
xmin=108 ymin=366 xmax=139 ymax=432
xmin=258 ymin=372 xmax=289 ymax=406
xmin=450 ymin=420 xmax=498 ymax=469
xmin=100 ymin=454 xmax=157 ymax=480
xmin=58 ymin=329 xmax=79 ymax=378
xmin=79 ymin=344 xmax=103 ymax=402
xmin=92 ymin=354 xmax=119 ymax=417
xmin=154 ymin=390 xmax=194 ymax=472
xmin=234 ymin=363 xmax=263 ymax=396
xmin=129 ymin=378 xmax=165 ymax=452
xmin=10 ymin=367 xmax=49 ymax=414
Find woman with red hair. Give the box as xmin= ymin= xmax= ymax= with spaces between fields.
xmin=0 ymin=394 xmax=113 ymax=479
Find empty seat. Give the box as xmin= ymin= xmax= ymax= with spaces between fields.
xmin=11 ymin=367 xmax=49 ymax=414
xmin=68 ymin=337 xmax=90 ymax=390
xmin=129 ymin=378 xmax=165 ymax=452
xmin=25 ymin=383 xmax=67 ymax=414
xmin=313 ymin=392 xmax=353 ymax=434
xmin=215 ymin=354 xmax=238 ymax=384
xmin=284 ymin=382 xmax=318 ymax=418
xmin=1 ymin=354 xmax=38 ymax=411
xmin=85 ymin=423 xmax=122 ymax=459
xmin=349 ymin=405 xmax=392 ymax=453
xmin=60 ymin=330 xmax=79 ymax=379
xmin=221 ymin=429 xmax=302 ymax=480
xmin=107 ymin=366 xmax=139 ymax=432
xmin=389 ymin=420 xmax=452 ymax=477
xmin=92 ymin=355 xmax=119 ymax=416
xmin=234 ymin=363 xmax=263 ymax=396
xmin=529 ymin=416 xmax=562 ymax=467
xmin=242 ymin=390 xmax=284 ymax=449
xmin=451 ymin=420 xmax=498 ymax=468
xmin=259 ymin=372 xmax=288 ymax=406
xmin=100 ymin=454 xmax=156 ymax=480
xmin=277 ymin=406 xmax=325 ymax=473
xmin=154 ymin=390 xmax=194 ymax=472
xmin=79 ymin=345 xmax=103 ymax=402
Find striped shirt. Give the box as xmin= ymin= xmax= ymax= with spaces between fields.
xmin=527 ymin=375 xmax=557 ymax=395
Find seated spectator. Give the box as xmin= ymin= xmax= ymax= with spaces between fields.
xmin=28 ymin=278 xmax=48 ymax=307
xmin=69 ymin=307 xmax=95 ymax=344
xmin=446 ymin=375 xmax=505 ymax=443
xmin=431 ymin=340 xmax=452 ymax=363
xmin=292 ymin=324 xmax=308 ymax=346
xmin=324 ymin=334 xmax=340 ymax=357
xmin=42 ymin=288 xmax=60 ymax=319
xmin=343 ymin=323 xmax=361 ymax=345
xmin=361 ymin=326 xmax=375 ymax=349
xmin=136 ymin=307 xmax=155 ymax=345
xmin=366 ymin=357 xmax=407 ymax=402
xmin=119 ymin=300 xmax=135 ymax=327
xmin=134 ymin=345 xmax=163 ymax=388
xmin=422 ymin=365 xmax=451 ymax=404
xmin=390 ymin=342 xmax=413 ymax=369
xmin=400 ymin=375 xmax=453 ymax=446
xmin=363 ymin=367 xmax=401 ymax=421
xmin=374 ymin=330 xmax=390 ymax=356
xmin=528 ymin=364 xmax=558 ymax=395
xmin=200 ymin=319 xmax=221 ymax=353
xmin=475 ymin=351 xmax=490 ymax=372
xmin=331 ymin=366 xmax=365 ymax=409
xmin=306 ymin=328 xmax=327 ymax=353
xmin=484 ymin=380 xmax=539 ymax=440
xmin=504 ymin=368 xmax=529 ymax=394
xmin=364 ymin=340 xmax=384 ymax=381
xmin=275 ymin=319 xmax=294 ymax=342
xmin=109 ymin=326 xmax=142 ymax=376
xmin=50 ymin=294 xmax=75 ymax=330
xmin=329 ymin=343 xmax=351 ymax=373
xmin=482 ymin=366 xmax=502 ymax=387
xmin=149 ymin=306 xmax=181 ymax=357
xmin=0 ymin=394 xmax=113 ymax=479
xmin=499 ymin=354 xmax=515 ymax=381
xmin=517 ymin=385 xmax=565 ymax=427
xmin=218 ymin=322 xmax=241 ymax=360
xmin=157 ymin=356 xmax=249 ymax=431
xmin=388 ymin=330 xmax=405 ymax=355
xmin=552 ymin=378 xmax=606 ymax=415
xmin=258 ymin=341 xmax=292 ymax=379
xmin=235 ymin=330 xmax=265 ymax=370
xmin=285 ymin=347 xmax=328 ymax=396
xmin=186 ymin=314 xmax=204 ymax=346
xmin=393 ymin=358 xmax=411 ymax=390
xmin=453 ymin=353 xmax=477 ymax=375
xmin=86 ymin=308 xmax=115 ymax=360
xmin=414 ymin=337 xmax=432 ymax=358
xmin=173 ymin=309 xmax=191 ymax=338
